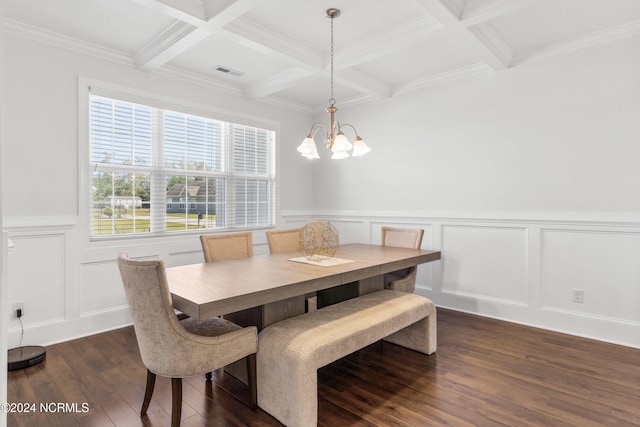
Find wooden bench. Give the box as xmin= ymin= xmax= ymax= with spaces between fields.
xmin=256 ymin=289 xmax=436 ymax=427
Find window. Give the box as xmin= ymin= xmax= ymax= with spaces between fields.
xmin=88 ymin=93 xmax=275 ymax=239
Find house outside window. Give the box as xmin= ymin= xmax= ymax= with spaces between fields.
xmin=88 ymin=93 xmax=276 ymax=239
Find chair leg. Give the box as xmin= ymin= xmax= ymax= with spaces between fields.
xmin=141 ymin=370 xmax=156 ymax=416
xmin=171 ymin=378 xmax=182 ymax=427
xmin=205 ymin=372 xmax=212 ymax=381
xmin=246 ymin=354 xmax=257 ymax=410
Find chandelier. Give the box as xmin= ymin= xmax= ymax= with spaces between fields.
xmin=297 ymin=8 xmax=371 ymax=160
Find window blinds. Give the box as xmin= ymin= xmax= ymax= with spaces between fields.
xmin=88 ymin=94 xmax=275 ymax=239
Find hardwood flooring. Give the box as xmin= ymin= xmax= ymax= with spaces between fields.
xmin=7 ymin=309 xmax=640 ymax=426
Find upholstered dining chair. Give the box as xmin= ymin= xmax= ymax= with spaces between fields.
xmin=265 ymin=228 xmax=302 ymax=254
xmin=381 ymin=227 xmax=425 ymax=293
xmin=200 ymin=231 xmax=261 ymax=324
xmin=265 ymin=228 xmax=318 ymax=311
xmin=117 ymin=253 xmax=257 ymax=427
xmin=200 ymin=231 xmax=253 ymax=262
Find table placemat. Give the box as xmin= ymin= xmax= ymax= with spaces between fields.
xmin=288 ymin=256 xmax=354 ymax=267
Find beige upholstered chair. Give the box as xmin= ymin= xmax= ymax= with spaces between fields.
xmin=266 ymin=228 xmax=317 ymax=311
xmin=117 ymin=253 xmax=257 ymax=427
xmin=200 ymin=231 xmax=264 ymax=323
xmin=381 ymin=227 xmax=425 ymax=293
xmin=265 ymin=228 xmax=302 ymax=254
xmin=200 ymin=231 xmax=253 ymax=262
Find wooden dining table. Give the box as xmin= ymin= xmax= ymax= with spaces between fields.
xmin=167 ymin=243 xmax=441 ymax=330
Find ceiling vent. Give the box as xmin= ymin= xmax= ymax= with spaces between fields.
xmin=215 ymin=65 xmax=245 ymax=77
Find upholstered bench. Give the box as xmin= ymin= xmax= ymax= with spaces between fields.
xmin=257 ymin=289 xmax=436 ymax=427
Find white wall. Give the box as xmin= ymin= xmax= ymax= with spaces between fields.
xmin=314 ymin=37 xmax=640 ymax=212
xmin=304 ymin=36 xmax=640 ymax=348
xmin=3 ymin=32 xmax=315 ymax=347
xmin=4 ymin=26 xmax=640 ymax=350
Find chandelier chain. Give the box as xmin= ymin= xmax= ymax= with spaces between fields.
xmin=330 ymin=13 xmax=335 ymax=106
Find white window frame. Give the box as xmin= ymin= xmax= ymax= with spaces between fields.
xmin=79 ymin=78 xmax=278 ymax=242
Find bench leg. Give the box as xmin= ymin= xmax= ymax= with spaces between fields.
xmin=258 ymin=350 xmax=316 ymax=427
xmin=384 ymin=308 xmax=437 ymax=355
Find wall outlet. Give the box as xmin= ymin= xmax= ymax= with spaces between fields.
xmin=11 ymin=302 xmax=24 ymax=318
xmin=572 ymin=289 xmax=584 ymax=304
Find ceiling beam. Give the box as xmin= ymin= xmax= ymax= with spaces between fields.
xmin=128 ymin=0 xmax=207 ymax=26
xmin=133 ymin=0 xmax=263 ymax=70
xmin=221 ymin=16 xmax=324 ymax=71
xmin=414 ymin=0 xmax=513 ymax=70
xmin=132 ymin=0 xmax=415 ymax=101
xmin=224 ymin=15 xmax=404 ymax=99
xmin=135 ymin=21 xmax=203 ymax=70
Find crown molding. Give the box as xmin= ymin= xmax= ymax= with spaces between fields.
xmin=439 ymin=0 xmax=465 ymax=19
xmin=5 ymin=19 xmax=316 ymax=116
xmin=134 ymin=20 xmax=198 ymax=69
xmin=3 ymin=19 xmax=132 ymax=66
xmin=466 ymin=22 xmax=513 ymax=69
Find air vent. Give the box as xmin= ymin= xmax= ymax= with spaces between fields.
xmin=215 ymin=65 xmax=245 ymax=77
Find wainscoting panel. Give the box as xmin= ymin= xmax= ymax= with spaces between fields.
xmin=319 ymin=218 xmax=369 ymax=244
xmin=541 ymin=228 xmax=640 ymax=323
xmin=6 ymin=212 xmax=640 ymax=349
xmin=79 ymin=260 xmax=129 ymax=316
xmin=7 ymin=234 xmax=65 ymax=326
xmin=5 ymin=221 xmax=74 ymax=348
xmin=441 ymin=224 xmax=528 ymax=305
xmin=285 ymin=211 xmax=640 ymax=348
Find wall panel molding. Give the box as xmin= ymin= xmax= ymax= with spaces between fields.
xmin=283 ymin=210 xmax=640 ymax=348
xmin=6 ymin=212 xmax=640 ymax=348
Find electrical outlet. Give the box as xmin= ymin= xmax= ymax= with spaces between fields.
xmin=572 ymin=289 xmax=584 ymax=304
xmin=11 ymin=302 xmax=24 ymax=318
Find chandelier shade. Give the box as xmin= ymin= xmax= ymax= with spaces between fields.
xmin=297 ymin=136 xmax=320 ymax=159
xmin=296 ymin=8 xmax=371 ymax=160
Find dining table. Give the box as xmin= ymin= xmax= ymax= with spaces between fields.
xmin=167 ymin=243 xmax=441 ymax=330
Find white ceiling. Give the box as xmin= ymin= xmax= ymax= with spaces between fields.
xmin=5 ymin=0 xmax=640 ymax=113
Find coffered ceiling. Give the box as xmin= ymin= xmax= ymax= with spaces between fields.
xmin=5 ymin=0 xmax=640 ymax=113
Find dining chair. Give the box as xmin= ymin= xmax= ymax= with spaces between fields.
xmin=200 ymin=231 xmax=264 ymax=324
xmin=381 ymin=227 xmax=425 ymax=293
xmin=200 ymin=231 xmax=253 ymax=262
xmin=265 ymin=228 xmax=302 ymax=254
xmin=266 ymin=228 xmax=318 ymax=311
xmin=117 ymin=253 xmax=257 ymax=427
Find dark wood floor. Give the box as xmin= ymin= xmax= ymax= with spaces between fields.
xmin=7 ymin=308 xmax=640 ymax=426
